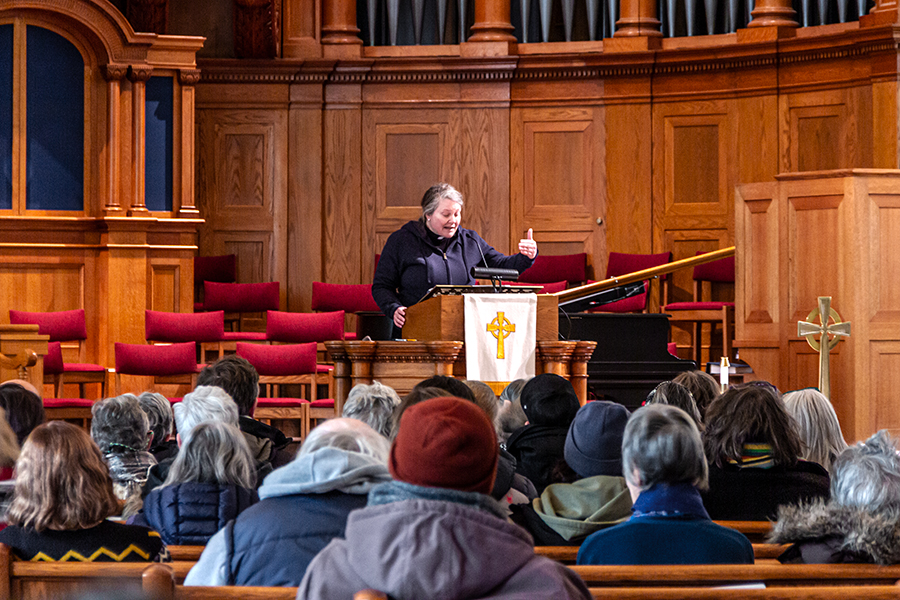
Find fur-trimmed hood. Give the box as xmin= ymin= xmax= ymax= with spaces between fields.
xmin=768 ymin=499 xmax=900 ymax=565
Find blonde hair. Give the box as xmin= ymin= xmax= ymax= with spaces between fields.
xmin=7 ymin=421 xmax=118 ymax=531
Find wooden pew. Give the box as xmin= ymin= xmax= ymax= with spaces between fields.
xmin=715 ymin=520 xmax=773 ymax=543
xmin=142 ymin=564 xmax=297 ymax=600
xmin=0 ymin=543 xmax=194 ymax=600
xmin=589 ymin=587 xmax=900 ymax=599
xmin=534 ymin=543 xmax=789 ymax=564
xmin=167 ymin=545 xmax=205 ymax=561
xmin=572 ymin=563 xmax=900 ymax=588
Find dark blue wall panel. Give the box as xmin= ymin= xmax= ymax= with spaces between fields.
xmin=145 ymin=77 xmax=173 ymax=212
xmin=26 ymin=26 xmax=84 ymax=211
xmin=0 ymin=25 xmax=12 ymax=211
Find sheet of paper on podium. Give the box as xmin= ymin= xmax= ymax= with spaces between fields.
xmin=464 ymin=294 xmax=537 ymax=383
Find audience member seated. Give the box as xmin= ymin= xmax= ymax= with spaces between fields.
xmin=396 ymin=378 xmax=536 ymax=507
xmin=196 ymin=355 xmax=290 ymax=469
xmin=91 ymin=394 xmax=157 ymax=506
xmin=644 ymin=380 xmax=703 ymax=427
xmin=0 ymin=421 xmax=166 ymax=562
xmin=185 ymin=418 xmax=391 ymax=587
xmin=142 ymin=385 xmax=240 ymax=497
xmin=466 ymin=380 xmax=502 ymax=426
xmin=132 ymin=420 xmax=257 ymax=546
xmin=506 ymin=373 xmax=581 ymax=494
xmin=578 ymin=404 xmax=754 ymax=565
xmin=701 ymin=382 xmax=831 ymax=520
xmin=782 ymin=388 xmax=848 ymax=472
xmin=0 ymin=379 xmax=45 ymax=445
xmin=341 ymin=381 xmax=401 ymax=438
xmin=138 ymin=391 xmax=178 ymax=463
xmin=296 ymin=397 xmax=592 ymax=600
xmin=0 ymin=408 xmax=20 ymax=528
xmin=511 ymin=400 xmax=632 ymax=546
xmin=672 ymin=369 xmax=720 ymax=419
xmin=497 ymin=378 xmax=528 ymax=447
xmin=770 ymin=431 xmax=900 ymax=564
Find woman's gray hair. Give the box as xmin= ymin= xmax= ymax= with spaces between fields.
xmin=644 ymin=381 xmax=703 ymax=427
xmin=298 ymin=418 xmax=390 ymax=464
xmin=782 ymin=388 xmax=848 ymax=472
xmin=90 ymin=394 xmax=150 ymax=453
xmin=342 ymin=382 xmax=401 ymax=438
xmin=622 ymin=403 xmax=709 ymax=492
xmin=831 ymin=430 xmax=900 ymax=511
xmin=419 ymin=183 xmax=464 ymax=221
xmin=138 ymin=392 xmax=173 ymax=450
xmin=497 ymin=378 xmax=528 ymax=444
xmin=173 ymin=385 xmax=239 ymax=442
xmin=162 ymin=420 xmax=255 ymax=489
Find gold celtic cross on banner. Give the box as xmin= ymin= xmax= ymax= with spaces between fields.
xmin=487 ymin=312 xmax=515 ymax=359
xmin=797 ymin=296 xmax=851 ymax=400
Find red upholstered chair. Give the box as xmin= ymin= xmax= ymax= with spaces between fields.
xmin=203 ymin=281 xmax=280 ymax=342
xmin=517 ymin=253 xmax=588 ymax=288
xmin=663 ymin=253 xmax=736 ymax=365
xmin=266 ymin=309 xmax=344 ymax=387
xmin=193 ymin=254 xmax=237 ymax=312
xmin=145 ymin=309 xmax=226 ymax=362
xmin=41 ymin=342 xmax=96 ymax=427
xmin=9 ymin=309 xmax=107 ymax=399
xmin=114 ymin=342 xmax=200 ymax=397
xmin=236 ymin=341 xmax=333 ymax=438
xmin=594 ymin=251 xmax=672 ymax=313
xmin=311 ymin=282 xmax=381 ymax=340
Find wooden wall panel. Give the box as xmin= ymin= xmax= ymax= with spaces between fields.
xmin=0 ymin=263 xmax=84 ymax=314
xmin=868 ymin=193 xmax=900 ymax=323
xmin=870 ymin=341 xmax=900 ymax=438
xmin=197 ymin=109 xmax=288 ymax=299
xmin=511 ymin=106 xmax=604 ymax=280
xmin=324 ymin=106 xmax=362 ymax=285
xmin=148 ymin=261 xmax=181 ymax=313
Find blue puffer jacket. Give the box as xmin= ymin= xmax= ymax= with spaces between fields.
xmin=138 ymin=482 xmax=257 ymax=546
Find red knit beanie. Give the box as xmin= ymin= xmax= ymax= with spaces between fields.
xmin=390 ymin=396 xmax=499 ymax=495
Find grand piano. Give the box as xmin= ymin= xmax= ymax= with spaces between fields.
xmin=555 ymin=248 xmax=733 ymax=410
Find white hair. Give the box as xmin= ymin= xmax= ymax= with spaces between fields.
xmin=173 ymin=385 xmax=239 ymax=442
xmin=298 ymin=418 xmax=390 ymax=464
xmin=782 ymin=388 xmax=848 ymax=472
xmin=342 ymin=382 xmax=401 ymax=438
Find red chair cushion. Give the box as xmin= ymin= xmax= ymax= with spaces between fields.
xmin=43 ymin=342 xmax=64 ymax=374
xmin=518 ymin=253 xmax=587 ymax=285
xmin=311 ymin=282 xmax=380 ymax=313
xmin=43 ymin=398 xmax=95 ymax=408
xmin=63 ymin=363 xmax=106 ymax=372
xmin=223 ymin=331 xmax=268 ymax=341
xmin=257 ymin=398 xmax=310 ymax=407
xmin=309 ymin=399 xmax=335 ymax=408
xmin=236 ymin=342 xmax=317 ymax=376
xmin=266 ymin=310 xmax=345 ymax=343
xmin=664 ymin=301 xmax=735 ymax=311
xmin=316 ymin=364 xmax=334 ymax=374
xmin=693 ymin=254 xmax=735 ymax=283
xmin=667 ymin=342 xmax=678 ymax=357
xmin=115 ymin=342 xmax=198 ymax=377
xmin=203 ymin=281 xmax=280 ymax=313
xmin=194 ymin=254 xmax=236 ymax=285
xmin=9 ymin=309 xmax=88 ymax=342
xmin=595 ymin=293 xmax=649 ymax=313
xmin=145 ymin=310 xmax=225 ymax=343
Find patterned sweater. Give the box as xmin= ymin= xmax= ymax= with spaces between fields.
xmin=0 ymin=519 xmax=167 ymax=562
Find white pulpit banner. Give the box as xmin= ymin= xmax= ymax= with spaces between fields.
xmin=464 ymin=294 xmax=537 ymax=383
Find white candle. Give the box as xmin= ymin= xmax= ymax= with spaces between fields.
xmin=719 ymin=357 xmax=730 ymax=392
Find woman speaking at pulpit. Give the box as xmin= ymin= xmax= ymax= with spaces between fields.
xmin=372 ymin=183 xmax=538 ymax=335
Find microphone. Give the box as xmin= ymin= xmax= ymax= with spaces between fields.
xmin=471 ymin=267 xmax=520 ymax=281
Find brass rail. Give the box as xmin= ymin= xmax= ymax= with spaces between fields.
xmin=554 ymin=247 xmax=736 ymax=303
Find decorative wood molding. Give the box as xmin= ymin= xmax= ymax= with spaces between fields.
xmin=178 ymin=68 xmax=202 ymax=85
xmin=102 ymin=64 xmax=128 ymax=81
xmin=128 ymin=65 xmax=154 ymax=82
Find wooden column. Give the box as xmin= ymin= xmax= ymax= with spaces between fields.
xmin=468 ymin=0 xmax=516 ymax=43
xmin=321 ymin=0 xmax=362 ymax=57
xmin=747 ymin=0 xmax=799 ymax=28
xmin=128 ymin=66 xmax=153 ymax=215
xmin=570 ymin=341 xmax=597 ymax=407
xmin=537 ymin=341 xmax=576 ymax=375
xmin=102 ymin=64 xmax=127 ymax=215
xmin=176 ymin=69 xmax=201 ymax=218
xmin=614 ymin=0 xmax=661 ymax=38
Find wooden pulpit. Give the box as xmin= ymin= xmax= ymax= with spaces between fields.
xmin=0 ymin=324 xmax=49 ymax=391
